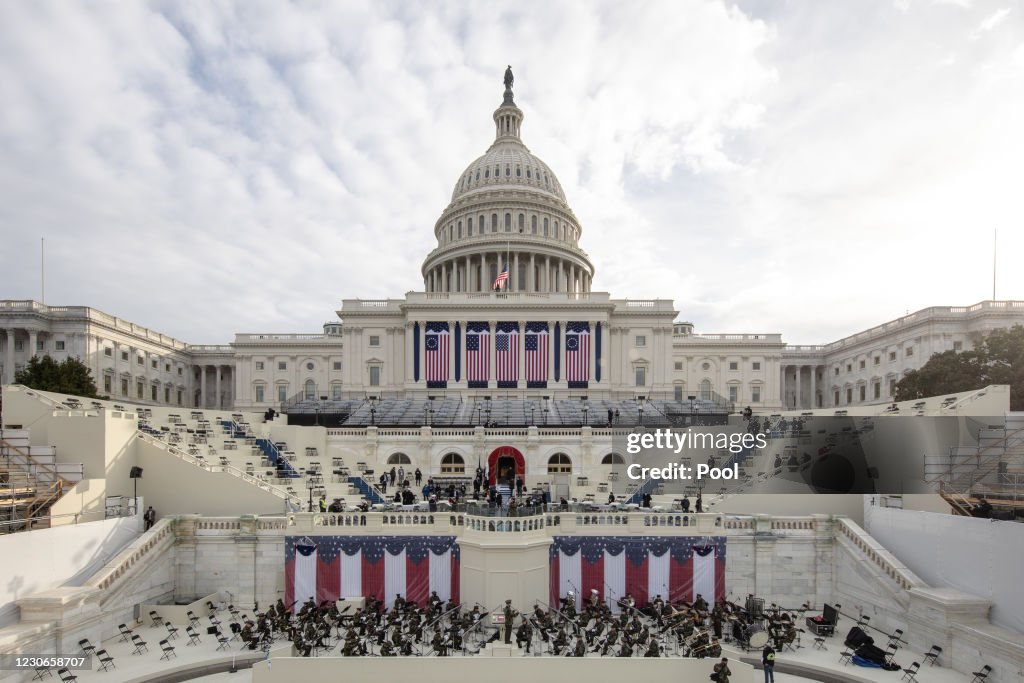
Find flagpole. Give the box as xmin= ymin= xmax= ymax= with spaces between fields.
xmin=506 ymin=239 xmax=510 ymax=292
xmin=992 ymin=228 xmax=997 ymax=301
xmin=40 ymin=237 xmax=45 ymax=304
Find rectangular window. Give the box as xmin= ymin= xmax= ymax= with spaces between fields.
xmin=729 ymin=361 xmax=738 ymax=371
xmin=177 ymin=390 xmax=183 ymax=405
xmin=906 ymin=347 xmax=914 ymax=357
xmin=369 ymin=335 xmax=381 ymax=347
xmin=834 ymin=367 xmax=839 ymax=376
xmin=177 ymin=367 xmax=183 ymax=375
xmin=728 ymin=385 xmax=738 ymax=402
xmin=889 ymin=351 xmax=897 ymax=361
xmin=751 ymin=386 xmax=761 ymax=403
xmin=278 ymin=385 xmax=288 ymax=402
xmin=873 ymin=356 xmax=880 ymax=366
xmin=846 ymin=363 xmax=852 ymax=372
xmin=635 ymin=367 xmax=646 ymax=386
xmin=278 ymin=361 xmax=287 ymax=370
xmin=137 ymin=356 xmax=144 ymax=366
xmin=859 ymin=360 xmax=865 ymax=369
xmin=674 ymin=385 xmax=683 ymax=401
xmin=873 ymin=382 xmax=880 ymax=399
xmin=255 ymin=385 xmax=265 ymax=403
xmin=953 ymin=341 xmax=963 ymax=351
xmin=674 ymin=361 xmax=683 ymax=371
xmin=859 ymin=385 xmax=866 ymax=402
xmin=14 ymin=341 xmax=23 ymax=352
xmin=165 ymin=363 xmax=170 ymax=372
xmin=152 ymin=359 xmax=158 ymax=369
xmin=752 ymin=361 xmax=761 ymax=371
xmin=104 ymin=347 xmax=113 ymax=357
xmin=255 ymin=361 xmax=264 ymax=370
xmin=369 ymin=366 xmax=381 ymax=386
xmin=104 ymin=375 xmax=112 ymax=393
xmin=55 ymin=340 xmax=65 ymax=351
xmin=137 ymin=382 xmax=144 ymax=399
xmin=332 ymin=385 xmax=342 ymax=400
xmin=151 ymin=385 xmax=157 ymax=401
xmin=164 ymin=387 xmax=170 ymax=403
xmin=121 ymin=378 xmax=128 ymax=396
xmin=890 ymin=379 xmax=897 ymax=396
xmin=36 ymin=340 xmax=45 ymax=351
xmin=121 ymin=351 xmax=129 ymax=361
xmin=333 ymin=361 xmax=342 ymax=371
xmin=835 ymin=390 xmax=841 ymax=405
xmin=846 ymin=388 xmax=853 ymax=404
xmin=635 ymin=335 xmax=646 ymax=347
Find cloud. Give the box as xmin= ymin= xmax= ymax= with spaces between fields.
xmin=0 ymin=0 xmax=1022 ymax=347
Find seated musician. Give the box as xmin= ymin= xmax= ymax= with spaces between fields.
xmin=587 ymin=588 xmax=600 ymax=611
xmin=645 ymin=639 xmax=660 ymax=657
xmin=693 ymin=593 xmax=709 ymax=612
xmin=516 ymin=617 xmax=533 ymax=652
xmin=553 ymin=628 xmax=568 ymax=654
xmin=573 ymin=635 xmax=586 ymax=657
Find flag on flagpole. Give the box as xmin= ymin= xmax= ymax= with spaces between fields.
xmin=566 ymin=321 xmax=590 ymax=388
xmin=492 ymin=266 xmax=509 ymax=290
xmin=548 ymin=536 xmax=726 ymax=610
xmin=285 ymin=536 xmax=460 ymax=608
xmin=425 ymin=322 xmax=450 ymax=388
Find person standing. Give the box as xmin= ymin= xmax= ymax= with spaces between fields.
xmin=414 ymin=468 xmax=422 ymax=486
xmin=503 ymin=600 xmax=517 ymax=644
xmin=713 ymin=657 xmax=732 ymax=683
xmin=144 ymin=506 xmax=155 ymax=531
xmin=762 ymin=644 xmax=776 ymax=683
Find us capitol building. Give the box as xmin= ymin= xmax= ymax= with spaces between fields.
xmin=2 ymin=72 xmax=1022 ymax=416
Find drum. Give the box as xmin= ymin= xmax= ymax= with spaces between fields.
xmin=747 ymin=625 xmax=769 ymax=648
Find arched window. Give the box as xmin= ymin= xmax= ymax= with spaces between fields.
xmin=475 ymin=170 xmax=480 ymax=181
xmin=492 ymin=214 xmax=498 ymax=232
xmin=505 ymin=165 xmax=511 ymax=177
xmin=543 ymin=217 xmax=549 ymax=236
xmin=553 ymin=220 xmax=559 ymax=238
xmin=387 ymin=453 xmax=411 ymax=465
xmin=526 ymin=168 xmax=532 ymax=179
xmin=441 ymin=453 xmax=465 ymax=474
xmin=448 ymin=225 xmax=453 ymax=241
xmin=531 ymin=215 xmax=538 ymax=233
xmin=699 ymin=379 xmax=712 ymax=400
xmin=457 ymin=220 xmax=462 ymax=238
xmin=304 ymin=379 xmax=316 ymax=400
xmin=505 ymin=213 xmax=512 ymax=232
xmin=516 ymin=166 xmax=521 ymax=177
xmin=518 ymin=214 xmax=524 ymax=232
xmin=485 ymin=168 xmax=490 ymax=178
xmin=547 ymin=453 xmax=572 ymax=474
xmin=602 ymin=453 xmax=625 ymax=465
xmin=467 ymin=217 xmax=473 ymax=236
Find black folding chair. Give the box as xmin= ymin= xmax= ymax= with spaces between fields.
xmin=117 ymin=623 xmax=134 ymax=643
xmin=923 ymin=645 xmax=942 ymax=666
xmin=56 ymin=670 xmax=77 ymax=683
xmin=95 ymin=649 xmax=116 ymax=672
xmin=149 ymin=610 xmax=163 ymax=627
xmin=165 ymin=621 xmax=180 ymax=641
xmin=78 ymin=639 xmax=96 ymax=657
xmin=130 ymin=634 xmax=149 ymax=655
xmin=186 ymin=626 xmax=202 ymax=646
xmin=971 ymin=665 xmax=993 ymax=683
xmin=901 ymin=662 xmax=920 ymax=683
xmin=216 ymin=629 xmax=231 ymax=651
xmin=159 ymin=639 xmax=177 ymax=661
xmin=187 ymin=610 xmax=201 ymax=628
xmin=31 ymin=667 xmax=53 ymax=680
xmin=839 ymin=650 xmax=853 ymax=665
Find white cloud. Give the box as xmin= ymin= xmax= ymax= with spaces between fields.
xmin=0 ymin=0 xmax=1022 ymax=346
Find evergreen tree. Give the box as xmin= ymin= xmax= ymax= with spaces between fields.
xmin=14 ymin=355 xmax=99 ymax=398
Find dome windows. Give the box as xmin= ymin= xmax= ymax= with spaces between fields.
xmin=543 ymin=217 xmax=549 ymax=236
xmin=457 ymin=220 xmax=462 ymax=239
xmin=504 ymin=213 xmax=512 ymax=232
xmin=484 ymin=168 xmax=489 ymax=179
xmin=491 ymin=213 xmax=498 ymax=232
xmin=516 ymin=166 xmax=521 ymax=177
xmin=531 ymin=215 xmax=537 ymax=234
xmin=526 ymin=168 xmax=531 ymax=179
xmin=505 ymin=165 xmax=511 ymax=177
xmin=518 ymin=214 xmax=525 ymax=232
xmin=475 ymin=170 xmax=480 ymax=181
xmin=467 ymin=217 xmax=473 ymax=236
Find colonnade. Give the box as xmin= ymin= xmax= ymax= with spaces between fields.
xmin=425 ymin=252 xmax=591 ymax=294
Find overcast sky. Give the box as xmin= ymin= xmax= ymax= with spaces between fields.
xmin=1 ymin=1 xmax=1022 ymax=344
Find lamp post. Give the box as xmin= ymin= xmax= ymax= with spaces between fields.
xmin=306 ymin=477 xmax=316 ymax=512
xmin=476 ymin=406 xmax=482 ymax=425
xmin=530 ymin=407 xmax=535 ymax=425
xmin=582 ymin=406 xmax=588 ymax=426
xmin=637 ymin=405 xmax=643 ymax=425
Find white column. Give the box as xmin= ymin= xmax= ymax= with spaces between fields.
xmin=795 ymin=366 xmax=802 ymax=410
xmin=215 ymin=366 xmax=222 ymax=410
xmin=4 ymin=329 xmax=15 ymax=383
xmin=780 ymin=364 xmax=786 ymax=405
xmin=810 ymin=366 xmax=817 ymax=409
xmin=529 ymin=253 xmax=535 ymax=292
xmin=441 ymin=263 xmax=447 ymax=293
xmin=27 ymin=330 xmax=38 ymax=359
xmin=557 ymin=260 xmax=564 ymax=292
xmin=200 ymin=366 xmax=207 ymax=408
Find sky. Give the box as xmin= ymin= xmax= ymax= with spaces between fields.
xmin=1 ymin=0 xmax=1022 ymax=345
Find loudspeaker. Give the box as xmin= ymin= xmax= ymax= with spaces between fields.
xmin=129 ymin=466 xmax=144 ymax=479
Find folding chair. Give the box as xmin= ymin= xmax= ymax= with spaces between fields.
xmin=130 ymin=633 xmax=149 ymax=655
xmin=216 ymin=630 xmax=231 ymax=651
xmin=813 ymin=636 xmax=827 ymax=650
xmin=187 ymin=610 xmax=201 ymax=628
xmin=165 ymin=621 xmax=180 ymax=641
xmin=31 ymin=667 xmax=53 ymax=680
xmin=888 ymin=628 xmax=906 ymax=647
xmin=923 ymin=645 xmax=942 ymax=667
xmin=117 ymin=623 xmax=134 ymax=643
xmin=56 ymin=670 xmax=78 ymax=683
xmin=186 ymin=625 xmax=202 ymax=646
xmin=839 ymin=650 xmax=853 ymax=665
xmin=159 ymin=639 xmax=177 ymax=661
xmin=95 ymin=649 xmax=116 ymax=672
xmin=901 ymin=662 xmax=920 ymax=683
xmin=149 ymin=610 xmax=163 ymax=627
xmin=78 ymin=639 xmax=96 ymax=657
xmin=971 ymin=665 xmax=993 ymax=683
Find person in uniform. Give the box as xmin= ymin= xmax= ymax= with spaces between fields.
xmin=645 ymin=639 xmax=660 ymax=657
xmin=516 ymin=617 xmax=533 ymax=653
xmin=573 ymin=635 xmax=586 ymax=657
xmin=712 ymin=657 xmax=732 ymax=683
xmin=503 ymin=599 xmax=517 ymax=644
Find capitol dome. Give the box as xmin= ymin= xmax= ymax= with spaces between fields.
xmin=422 ymin=68 xmax=594 ymax=296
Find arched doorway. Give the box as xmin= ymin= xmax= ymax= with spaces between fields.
xmin=487 ymin=446 xmax=525 ymax=487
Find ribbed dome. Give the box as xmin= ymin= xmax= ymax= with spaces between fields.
xmin=450 ymin=141 xmax=567 ymax=203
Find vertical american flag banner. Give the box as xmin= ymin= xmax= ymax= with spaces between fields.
xmin=565 ymin=321 xmax=590 ymax=388
xmin=548 ymin=536 xmax=725 ymax=610
xmin=425 ymin=322 xmax=450 ymax=388
xmin=285 ymin=536 xmax=460 ymax=608
xmin=525 ymin=322 xmax=549 ymax=388
xmin=466 ymin=322 xmax=490 ymax=389
xmin=495 ymin=321 xmax=519 ymax=388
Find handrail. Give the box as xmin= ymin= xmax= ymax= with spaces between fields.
xmin=835 ymin=517 xmax=926 ymax=591
xmin=86 ymin=518 xmax=175 ymax=594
